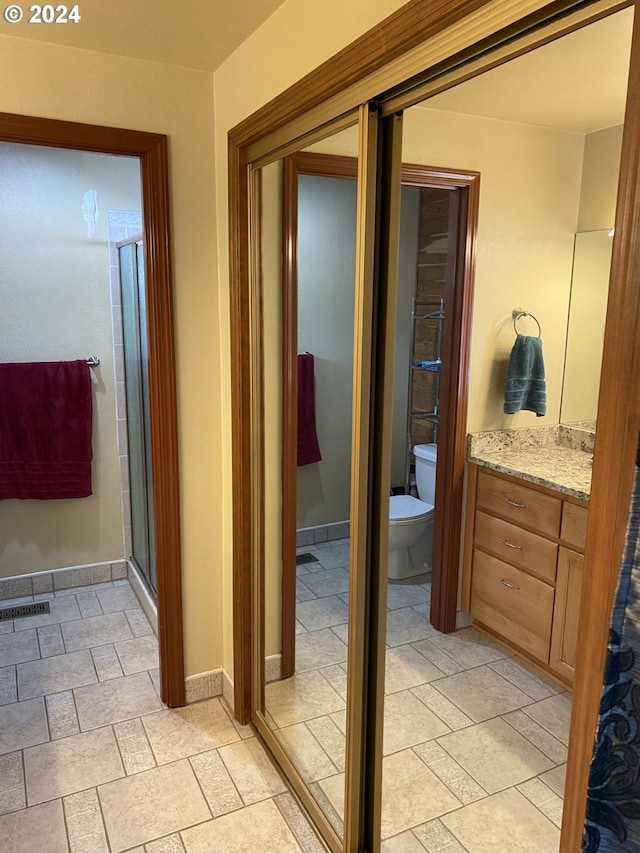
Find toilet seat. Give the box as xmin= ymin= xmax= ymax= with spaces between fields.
xmin=389 ymin=494 xmax=433 ymax=525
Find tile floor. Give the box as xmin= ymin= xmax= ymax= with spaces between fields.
xmin=265 ymin=538 xmax=570 ymax=851
xmin=1 ymin=547 xmax=570 ymax=852
xmin=0 ymin=580 xmax=324 ymax=853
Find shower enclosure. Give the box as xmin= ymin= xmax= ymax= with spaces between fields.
xmin=118 ymin=236 xmax=156 ymax=596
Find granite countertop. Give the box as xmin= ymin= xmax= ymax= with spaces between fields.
xmin=467 ymin=426 xmax=593 ymax=502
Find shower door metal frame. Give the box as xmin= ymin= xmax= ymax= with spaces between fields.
xmin=117 ymin=234 xmax=157 ymax=596
xmin=0 ymin=113 xmax=185 ymax=707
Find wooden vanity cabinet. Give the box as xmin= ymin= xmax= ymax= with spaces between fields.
xmin=463 ymin=465 xmax=588 ymax=686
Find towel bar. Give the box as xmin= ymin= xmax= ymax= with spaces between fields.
xmin=512 ymin=308 xmax=542 ymax=337
xmin=86 ymin=356 xmax=101 ymax=367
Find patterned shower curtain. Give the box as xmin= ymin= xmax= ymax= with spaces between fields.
xmin=584 ymin=443 xmax=640 ymax=851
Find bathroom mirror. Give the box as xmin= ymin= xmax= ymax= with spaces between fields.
xmin=560 ymin=229 xmax=613 ymax=431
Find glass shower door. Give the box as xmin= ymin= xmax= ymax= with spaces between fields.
xmin=119 ymin=237 xmax=156 ymax=596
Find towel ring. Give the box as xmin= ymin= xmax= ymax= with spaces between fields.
xmin=512 ymin=308 xmax=542 ymax=337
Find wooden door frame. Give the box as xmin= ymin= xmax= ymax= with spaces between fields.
xmin=229 ymin=1 xmax=640 ymax=849
xmin=281 ymin=151 xmax=479 ymax=675
xmin=1 ymin=112 xmax=185 ymax=707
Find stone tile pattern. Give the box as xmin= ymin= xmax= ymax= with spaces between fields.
xmin=0 ymin=579 xmax=320 ymax=852
xmin=0 ymin=555 xmax=569 ymax=852
xmin=0 ymin=560 xmax=128 ymax=601
xmin=278 ymin=539 xmax=569 ymax=848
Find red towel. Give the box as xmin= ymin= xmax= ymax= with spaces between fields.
xmin=0 ymin=360 xmax=93 ymax=500
xmin=297 ymin=353 xmax=322 ymax=466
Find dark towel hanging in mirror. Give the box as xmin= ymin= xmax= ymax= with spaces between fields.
xmin=297 ymin=352 xmax=322 ymax=466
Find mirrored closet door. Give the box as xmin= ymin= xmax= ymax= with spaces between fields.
xmin=250 ymin=116 xmax=384 ymax=851
xmin=235 ymin=3 xmax=640 ymax=852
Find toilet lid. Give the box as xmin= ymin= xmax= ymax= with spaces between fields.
xmin=389 ymin=494 xmax=434 ymax=521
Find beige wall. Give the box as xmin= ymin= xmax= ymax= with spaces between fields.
xmin=577 ymin=124 xmax=623 ymax=231
xmin=559 ymin=124 xmax=623 ymax=423
xmin=296 ymin=173 xmax=357 ymax=528
xmin=0 ymin=35 xmax=221 ymax=678
xmin=561 ymin=230 xmax=612 ymax=423
xmin=403 ymin=106 xmax=584 ymax=432
xmin=309 ymin=110 xmax=584 ymax=434
xmin=0 ymin=143 xmax=139 ymax=577
xmin=213 ymin=0 xmax=409 ymax=673
xmin=293 ymin=171 xmax=419 ymax=502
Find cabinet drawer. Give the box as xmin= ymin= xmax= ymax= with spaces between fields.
xmin=470 ymin=550 xmax=554 ymax=663
xmin=475 ymin=511 xmax=558 ymax=584
xmin=476 ymin=469 xmax=561 ymax=537
xmin=561 ymin=502 xmax=588 ymax=551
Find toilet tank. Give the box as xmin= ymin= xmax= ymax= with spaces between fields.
xmin=414 ymin=443 xmax=437 ymax=505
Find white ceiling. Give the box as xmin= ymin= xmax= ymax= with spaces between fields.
xmin=0 ymin=0 xmax=288 ymax=72
xmin=426 ymin=7 xmax=633 ymax=134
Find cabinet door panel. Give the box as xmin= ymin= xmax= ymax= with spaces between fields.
xmin=476 ymin=469 xmax=561 ymax=536
xmin=475 ymin=510 xmax=558 ymax=583
xmin=470 ymin=550 xmax=554 ymax=662
xmin=550 ymin=547 xmax=584 ymax=683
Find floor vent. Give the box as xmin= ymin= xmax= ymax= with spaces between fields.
xmin=296 ymin=552 xmax=319 ymax=565
xmin=0 ymin=601 xmax=51 ymax=622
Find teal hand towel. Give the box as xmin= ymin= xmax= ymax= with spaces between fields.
xmin=503 ymin=334 xmax=546 ymax=416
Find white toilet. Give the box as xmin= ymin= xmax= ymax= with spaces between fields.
xmin=388 ymin=443 xmax=437 ymax=579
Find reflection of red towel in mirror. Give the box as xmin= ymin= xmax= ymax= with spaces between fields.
xmin=297 ymin=352 xmax=322 ymax=466
xmin=0 ymin=360 xmax=93 ymax=500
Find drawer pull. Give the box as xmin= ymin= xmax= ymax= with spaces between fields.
xmin=502 ymin=538 xmax=523 ymax=550
xmin=505 ymin=497 xmax=526 ymax=508
xmin=500 ymin=577 xmax=521 ymax=590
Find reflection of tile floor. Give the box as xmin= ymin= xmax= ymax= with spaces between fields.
xmin=284 ymin=538 xmax=568 ymax=851
xmin=0 ymin=580 xmax=323 ymax=853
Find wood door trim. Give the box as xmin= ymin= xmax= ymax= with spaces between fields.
xmin=461 ymin=462 xmax=479 ymax=611
xmin=430 ymin=169 xmax=479 ymax=632
xmin=229 ymin=136 xmax=253 ymax=722
xmin=0 ymin=112 xmax=185 ymax=707
xmin=281 ymin=157 xmax=299 ymax=678
xmin=229 ymin=0 xmax=548 ymax=148
xmin=281 ymin=151 xmax=478 ymax=667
